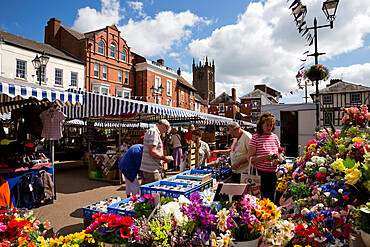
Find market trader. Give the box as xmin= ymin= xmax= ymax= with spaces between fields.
xmin=211 ymin=122 xmax=252 ymax=183
xmin=140 ymin=119 xmax=173 ymax=185
xmin=118 ymin=144 xmax=143 ymax=197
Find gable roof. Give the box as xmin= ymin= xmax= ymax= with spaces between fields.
xmin=61 ymin=25 xmax=86 ymax=40
xmin=240 ymin=88 xmax=275 ymax=100
xmin=194 ymin=93 xmax=207 ymax=105
xmin=315 ymin=80 xmax=370 ymax=95
xmin=177 ymin=76 xmax=196 ymax=91
xmin=0 ymin=30 xmax=85 ymax=65
xmin=210 ymin=92 xmax=236 ymax=104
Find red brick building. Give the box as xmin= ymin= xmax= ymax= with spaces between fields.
xmin=209 ymin=88 xmax=239 ymax=119
xmin=239 ymin=84 xmax=280 ymax=123
xmin=44 ymin=18 xmax=133 ymax=97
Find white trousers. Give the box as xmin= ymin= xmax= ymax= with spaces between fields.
xmin=124 ymin=176 xmax=140 ymax=197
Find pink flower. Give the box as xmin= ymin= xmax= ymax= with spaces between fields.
xmin=348 ymin=107 xmax=358 ymax=114
xmin=44 ymin=220 xmax=50 ymax=228
xmin=341 ymin=115 xmax=349 ymax=122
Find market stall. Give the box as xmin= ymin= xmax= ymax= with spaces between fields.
xmin=0 ymin=77 xmax=84 ymax=208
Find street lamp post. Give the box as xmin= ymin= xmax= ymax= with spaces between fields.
xmin=305 ymin=0 xmax=339 ymax=128
xmin=32 ymin=52 xmax=49 ymax=86
xmin=150 ymin=84 xmax=164 ymax=104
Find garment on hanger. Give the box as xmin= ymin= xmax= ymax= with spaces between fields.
xmin=12 ymin=173 xmax=45 ymax=208
xmin=39 ymin=107 xmax=67 ymax=140
xmin=0 ymin=178 xmax=13 ymax=208
xmin=37 ymin=170 xmax=54 ymax=202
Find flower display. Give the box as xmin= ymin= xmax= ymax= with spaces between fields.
xmin=303 ymin=64 xmax=330 ymax=82
xmin=130 ymin=193 xmax=155 ymax=218
xmin=341 ymin=104 xmax=370 ymax=130
xmin=0 ymin=208 xmax=53 ymax=246
xmin=85 ymin=212 xmax=134 ymax=244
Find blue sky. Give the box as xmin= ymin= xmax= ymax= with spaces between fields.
xmin=1 ymin=0 xmax=370 ymax=104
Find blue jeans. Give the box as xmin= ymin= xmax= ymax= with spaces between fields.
xmin=257 ymin=170 xmax=277 ymax=203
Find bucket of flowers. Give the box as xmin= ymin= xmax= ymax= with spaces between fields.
xmin=303 ymin=64 xmax=330 ymax=83
xmin=341 ymin=104 xmax=370 ymax=131
xmin=85 ymin=212 xmax=134 ymax=246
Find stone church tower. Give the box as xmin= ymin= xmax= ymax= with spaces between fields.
xmin=192 ymin=57 xmax=215 ymax=104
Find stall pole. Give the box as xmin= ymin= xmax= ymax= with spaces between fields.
xmin=51 ymin=140 xmax=56 ymax=199
xmin=118 ymin=114 xmax=122 ymax=184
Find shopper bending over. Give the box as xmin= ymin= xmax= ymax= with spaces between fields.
xmin=191 ymin=129 xmax=212 ymax=167
xmin=118 ymin=144 xmax=143 ymax=197
xmin=211 ymin=122 xmax=252 ymax=183
xmin=140 ymin=119 xmax=173 ymax=185
xmin=247 ymin=112 xmax=280 ymax=203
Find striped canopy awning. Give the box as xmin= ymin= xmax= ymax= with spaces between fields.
xmin=0 ymin=77 xmax=84 ymax=114
xmin=61 ymin=90 xmax=256 ymax=127
xmin=62 ymin=90 xmax=198 ymax=119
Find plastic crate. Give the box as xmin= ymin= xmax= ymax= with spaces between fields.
xmin=140 ymin=180 xmax=199 ymax=199
xmin=165 ymin=176 xmax=202 ymax=187
xmin=83 ymin=197 xmax=122 ymax=219
xmin=194 ymin=166 xmax=232 ymax=180
xmin=107 ymin=198 xmax=137 ymax=218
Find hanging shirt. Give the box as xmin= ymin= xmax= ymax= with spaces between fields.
xmin=39 ymin=108 xmax=66 ymax=140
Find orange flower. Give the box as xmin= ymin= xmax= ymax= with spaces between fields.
xmin=18 ymin=236 xmax=27 ymax=245
xmin=27 ymin=242 xmax=36 ymax=247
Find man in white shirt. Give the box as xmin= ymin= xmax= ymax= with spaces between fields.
xmin=211 ymin=122 xmax=252 ymax=182
xmin=140 ymin=119 xmax=173 ymax=185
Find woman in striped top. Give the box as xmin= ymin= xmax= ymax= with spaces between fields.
xmin=247 ymin=112 xmax=280 ymax=203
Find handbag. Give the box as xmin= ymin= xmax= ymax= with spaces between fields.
xmin=240 ymin=157 xmax=261 ymax=198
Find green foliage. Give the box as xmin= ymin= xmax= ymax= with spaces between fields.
xmin=148 ymin=217 xmax=172 ymax=247
xmin=343 ymin=157 xmax=356 ymax=169
xmin=284 ymin=181 xmax=311 ymax=201
xmin=354 ymin=201 xmax=370 ymax=234
xmin=218 ymin=193 xmax=234 ymax=209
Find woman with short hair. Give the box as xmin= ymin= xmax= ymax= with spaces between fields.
xmin=191 ymin=128 xmax=211 ymax=167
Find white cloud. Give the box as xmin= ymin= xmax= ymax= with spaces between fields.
xmin=180 ymin=70 xmax=193 ymax=84
xmin=72 ymin=0 xmax=123 ymax=32
xmin=169 ymin=52 xmax=180 ymax=58
xmin=127 ymin=1 xmax=146 ymax=18
xmin=188 ymin=0 xmax=370 ymax=99
xmin=118 ymin=10 xmax=210 ymax=56
xmin=331 ymin=63 xmax=370 ymax=85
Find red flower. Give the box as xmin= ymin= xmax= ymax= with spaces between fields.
xmin=121 ymin=216 xmax=133 ymax=226
xmin=92 ymin=212 xmax=102 ymax=219
xmin=120 ymin=226 xmax=131 ymax=239
xmin=342 ymin=224 xmax=353 ymax=239
xmin=295 ymin=223 xmax=306 ymax=236
xmin=0 ymin=241 xmax=10 ymax=247
xmin=7 ymin=219 xmax=19 ymax=228
xmin=343 ymin=194 xmax=349 ymax=200
xmin=332 ymin=229 xmax=341 ymax=238
xmin=108 ymin=216 xmax=122 ymax=228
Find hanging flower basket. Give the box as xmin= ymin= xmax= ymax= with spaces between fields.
xmin=303 ymin=64 xmax=330 ymax=82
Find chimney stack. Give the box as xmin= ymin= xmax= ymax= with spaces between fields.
xmin=157 ymin=59 xmax=164 ymax=65
xmin=177 ymin=67 xmax=181 ymax=76
xmin=232 ymin=88 xmax=236 ymax=102
xmin=45 ymin=17 xmax=61 ymax=45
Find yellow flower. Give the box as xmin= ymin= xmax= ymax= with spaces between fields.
xmin=352 ymin=137 xmax=363 ymax=143
xmin=331 ymin=158 xmax=345 ymax=172
xmin=345 ymin=168 xmax=362 ymax=185
xmin=37 ymin=236 xmax=45 ymax=242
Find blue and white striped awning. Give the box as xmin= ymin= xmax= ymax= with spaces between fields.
xmin=0 ymin=78 xmax=84 ymax=114
xmin=61 ymin=90 xmax=255 ymax=126
xmin=62 ymin=90 xmax=197 ymax=119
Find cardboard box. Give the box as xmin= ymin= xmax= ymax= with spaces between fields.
xmin=102 ymin=169 xmax=119 ymax=180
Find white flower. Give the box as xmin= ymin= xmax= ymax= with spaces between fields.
xmin=314 ymin=236 xmax=327 ymax=243
xmin=199 ymin=188 xmax=215 ymax=207
xmin=178 ymin=195 xmax=190 ymax=205
xmin=217 ymin=208 xmax=230 ymax=232
xmin=338 ymin=189 xmax=343 ymax=193
xmin=330 ymin=238 xmax=344 ymax=247
xmin=217 ymin=230 xmax=234 ymax=247
xmin=301 ymin=208 xmax=310 ymax=215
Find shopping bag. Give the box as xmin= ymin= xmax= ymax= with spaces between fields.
xmin=240 ymin=158 xmax=261 ymax=198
